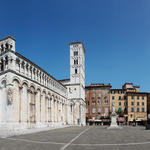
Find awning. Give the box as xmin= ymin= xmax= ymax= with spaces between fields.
xmin=136 ymin=117 xmax=144 ymax=121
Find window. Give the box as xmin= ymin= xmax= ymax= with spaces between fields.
xmin=137 ymin=96 xmax=139 ymax=100
xmin=75 ymin=69 xmax=77 ymax=74
xmin=74 ymin=51 xmax=78 ymax=56
xmin=142 ymin=102 xmax=144 ymax=106
xmin=97 ymin=93 xmax=101 ymax=99
xmin=111 ymin=90 xmax=115 ymax=94
xmin=105 ymin=108 xmax=108 ymax=113
xmin=119 ymin=96 xmax=121 ymax=100
xmin=119 ymin=102 xmax=121 ymax=106
xmin=131 ymin=102 xmax=134 ymax=106
xmin=137 ymin=108 xmax=139 ymax=112
xmin=86 ymin=108 xmax=88 ymax=113
xmin=142 ymin=108 xmax=145 ymax=112
xmin=98 ymin=101 xmax=101 ymax=105
xmin=131 ymin=107 xmax=134 ymax=112
xmin=92 ymin=101 xmax=96 ymax=105
xmin=124 ymin=108 xmax=127 ymax=114
xmin=74 ymin=59 xmax=78 ymax=65
xmin=98 ymin=108 xmax=101 ymax=113
xmin=92 ymin=108 xmax=96 ymax=113
xmin=124 ymin=102 xmax=127 ymax=106
xmin=104 ymin=100 xmax=108 ymax=105
xmin=131 ymin=96 xmax=134 ymax=99
xmin=104 ymin=96 xmax=107 ymax=99
xmin=137 ymin=102 xmax=139 ymax=106
xmin=92 ymin=93 xmax=95 ymax=98
xmin=124 ymin=96 xmax=126 ymax=100
xmin=112 ymin=96 xmax=115 ymax=100
xmin=142 ymin=96 xmax=145 ymax=100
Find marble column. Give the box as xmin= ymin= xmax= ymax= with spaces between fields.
xmin=51 ymin=97 xmax=54 ymax=122
xmin=19 ymin=86 xmax=23 ymax=123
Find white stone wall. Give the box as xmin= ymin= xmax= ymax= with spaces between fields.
xmin=0 ymin=36 xmax=72 ymax=130
xmin=0 ymin=36 xmax=86 ymax=130
xmin=0 ymin=71 xmax=70 ymax=129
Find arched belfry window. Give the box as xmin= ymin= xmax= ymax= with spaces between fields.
xmin=1 ymin=45 xmax=4 ymax=52
xmin=1 ymin=59 xmax=4 ymax=71
xmin=75 ymin=68 xmax=77 ymax=74
xmin=74 ymin=51 xmax=78 ymax=56
xmin=5 ymin=43 xmax=9 ymax=51
xmin=74 ymin=59 xmax=78 ymax=65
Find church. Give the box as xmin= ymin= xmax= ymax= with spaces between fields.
xmin=0 ymin=36 xmax=86 ymax=130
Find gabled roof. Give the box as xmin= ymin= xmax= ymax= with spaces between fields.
xmin=0 ymin=36 xmax=16 ymax=42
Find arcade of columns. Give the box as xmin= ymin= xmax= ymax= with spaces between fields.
xmin=0 ymin=38 xmax=74 ymax=129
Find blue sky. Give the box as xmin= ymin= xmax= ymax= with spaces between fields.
xmin=0 ymin=0 xmax=150 ymax=91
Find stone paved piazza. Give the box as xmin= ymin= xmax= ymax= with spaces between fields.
xmin=0 ymin=126 xmax=150 ymax=150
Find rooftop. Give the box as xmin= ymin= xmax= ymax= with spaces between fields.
xmin=86 ymin=83 xmax=112 ymax=88
xmin=0 ymin=36 xmax=16 ymax=42
xmin=69 ymin=41 xmax=86 ymax=54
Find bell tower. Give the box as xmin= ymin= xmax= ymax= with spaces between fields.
xmin=69 ymin=42 xmax=86 ymax=125
xmin=0 ymin=36 xmax=16 ymax=54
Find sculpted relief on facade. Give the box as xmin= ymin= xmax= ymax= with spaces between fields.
xmin=7 ymin=88 xmax=13 ymax=105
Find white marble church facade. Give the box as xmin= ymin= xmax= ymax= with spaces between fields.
xmin=0 ymin=36 xmax=86 ymax=130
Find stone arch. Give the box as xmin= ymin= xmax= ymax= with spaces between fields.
xmin=1 ymin=80 xmax=6 ymax=87
xmin=0 ymin=77 xmax=7 ymax=88
xmin=29 ymin=83 xmax=36 ymax=91
xmin=21 ymin=80 xmax=29 ymax=123
xmin=37 ymin=86 xmax=42 ymax=92
xmin=51 ymin=92 xmax=55 ymax=98
xmin=12 ymin=76 xmax=21 ymax=85
xmin=75 ymin=100 xmax=80 ymax=105
xmin=16 ymin=57 xmax=20 ymax=64
xmin=28 ymin=84 xmax=36 ymax=123
xmin=47 ymin=91 xmax=52 ymax=98
xmin=40 ymin=89 xmax=46 ymax=122
xmin=42 ymin=89 xmax=46 ymax=95
xmin=47 ymin=92 xmax=52 ymax=122
xmin=36 ymin=86 xmax=42 ymax=123
xmin=71 ymin=101 xmax=75 ymax=106
xmin=21 ymin=80 xmax=29 ymax=88
xmin=12 ymin=76 xmax=21 ymax=122
xmin=21 ymin=61 xmax=25 ymax=69
xmin=55 ymin=95 xmax=58 ymax=100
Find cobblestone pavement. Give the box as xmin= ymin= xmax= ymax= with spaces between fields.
xmin=0 ymin=126 xmax=150 ymax=150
